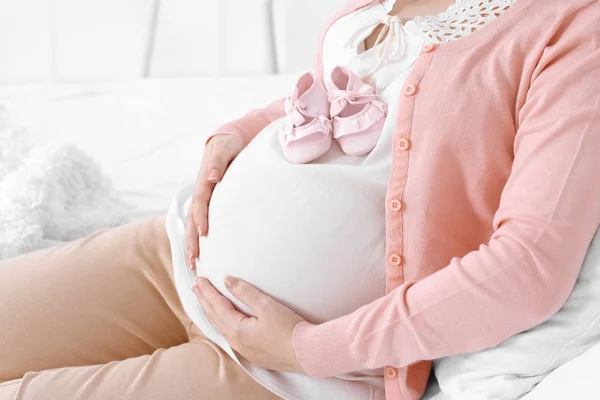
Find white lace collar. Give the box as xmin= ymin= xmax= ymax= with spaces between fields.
xmin=383 ymin=0 xmax=516 ymax=43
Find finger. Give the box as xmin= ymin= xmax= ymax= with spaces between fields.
xmin=192 ymin=136 xmax=241 ymax=241
xmin=224 ymin=276 xmax=271 ymax=316
xmin=205 ymin=146 xmax=231 ymax=183
xmin=195 ymin=277 xmax=247 ymax=329
xmin=185 ymin=213 xmax=199 ymax=270
xmin=189 ymin=191 xmax=208 ymax=239
xmin=192 ymin=283 xmax=220 ymax=328
xmin=193 ymin=144 xmax=220 ymax=237
xmin=193 ymin=282 xmax=237 ymax=338
xmin=205 ymin=135 xmax=242 ymax=183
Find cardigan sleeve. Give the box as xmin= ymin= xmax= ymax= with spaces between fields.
xmin=291 ymin=13 xmax=600 ymax=378
xmin=205 ymin=97 xmax=286 ymax=148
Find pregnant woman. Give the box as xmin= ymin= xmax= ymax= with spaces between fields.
xmin=1 ymin=0 xmax=600 ymax=399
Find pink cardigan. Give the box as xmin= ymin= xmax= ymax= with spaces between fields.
xmin=208 ymin=0 xmax=600 ymax=398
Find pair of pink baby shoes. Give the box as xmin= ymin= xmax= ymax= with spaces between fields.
xmin=278 ymin=66 xmax=388 ymax=164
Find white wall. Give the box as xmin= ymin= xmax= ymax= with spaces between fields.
xmin=0 ymin=1 xmax=53 ymax=82
xmin=149 ymin=0 xmax=275 ymax=77
xmin=0 ymin=0 xmax=346 ymax=83
xmin=218 ymin=0 xmax=275 ymax=76
xmin=0 ymin=0 xmax=155 ymax=83
xmin=52 ymin=0 xmax=155 ymax=80
xmin=272 ymin=0 xmax=346 ymax=74
xmin=149 ymin=0 xmax=219 ymax=77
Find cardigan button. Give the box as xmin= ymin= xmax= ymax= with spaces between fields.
xmin=404 ymin=84 xmax=417 ymax=96
xmin=390 ymin=199 xmax=403 ymax=211
xmin=423 ymin=43 xmax=437 ymax=53
xmin=385 ymin=366 xmax=398 ymax=379
xmin=389 ymin=254 xmax=403 ymax=266
xmin=397 ymin=137 xmax=411 ymax=151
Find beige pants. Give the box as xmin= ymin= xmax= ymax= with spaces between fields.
xmin=0 ymin=216 xmax=282 ymax=400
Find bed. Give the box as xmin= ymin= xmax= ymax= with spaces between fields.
xmin=1 ymin=75 xmax=598 ymax=399
xmin=0 ymin=75 xmax=298 ymax=221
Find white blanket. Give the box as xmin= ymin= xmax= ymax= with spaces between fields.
xmin=0 ymin=109 xmax=133 ymax=259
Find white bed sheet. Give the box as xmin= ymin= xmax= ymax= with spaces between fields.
xmin=1 ymin=76 xmax=598 ymax=399
xmin=0 ymin=75 xmax=300 ymax=221
xmin=423 ymin=339 xmax=600 ymax=400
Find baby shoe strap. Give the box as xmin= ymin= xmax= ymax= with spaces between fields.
xmin=328 ymin=84 xmax=380 ymax=117
xmin=284 ymin=91 xmax=308 ymax=127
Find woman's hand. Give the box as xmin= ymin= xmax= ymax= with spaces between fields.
xmin=192 ymin=275 xmax=307 ymax=374
xmin=186 ymin=134 xmax=244 ymax=270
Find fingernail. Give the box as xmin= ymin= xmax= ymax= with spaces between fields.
xmin=192 ymin=283 xmax=200 ymax=293
xmin=195 ymin=276 xmax=204 ymax=284
xmin=208 ymin=169 xmax=220 ymax=182
xmin=197 ymin=224 xmax=204 ymax=237
xmin=224 ymin=275 xmax=236 ymax=288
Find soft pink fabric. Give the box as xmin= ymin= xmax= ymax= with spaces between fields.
xmin=208 ymin=0 xmax=600 ymax=399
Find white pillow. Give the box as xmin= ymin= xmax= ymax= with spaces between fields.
xmin=524 ymin=339 xmax=600 ymax=400
xmin=433 ymin=226 xmax=600 ymax=399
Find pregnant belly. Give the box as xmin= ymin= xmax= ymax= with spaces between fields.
xmin=196 ymin=123 xmax=387 ymax=324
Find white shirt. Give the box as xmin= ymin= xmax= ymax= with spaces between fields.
xmin=164 ymin=0 xmax=513 ymax=399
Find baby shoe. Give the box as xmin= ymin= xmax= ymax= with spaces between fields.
xmin=279 ymin=72 xmax=332 ymax=164
xmin=328 ymin=66 xmax=387 ymax=156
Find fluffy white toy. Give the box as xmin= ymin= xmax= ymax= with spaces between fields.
xmin=0 ymin=110 xmax=134 ymax=259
